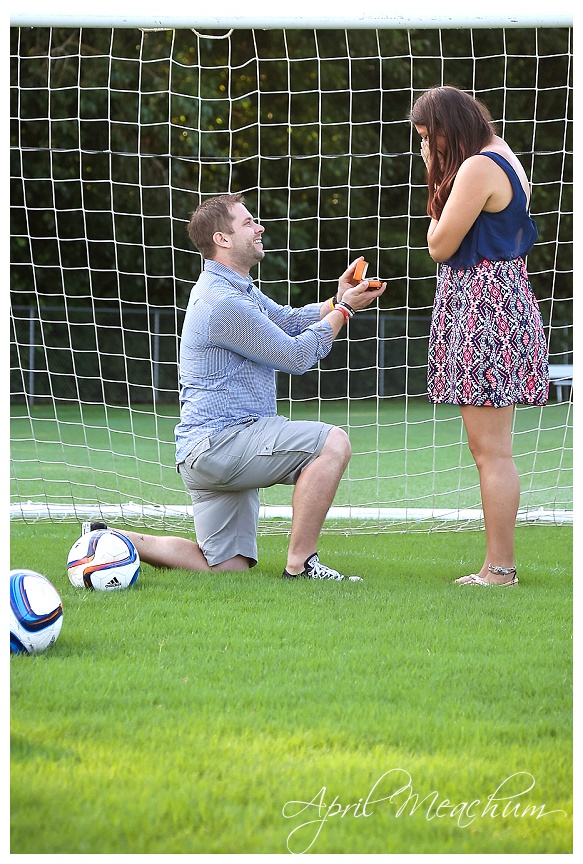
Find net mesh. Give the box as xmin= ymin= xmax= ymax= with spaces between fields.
xmin=10 ymin=24 xmax=573 ymax=532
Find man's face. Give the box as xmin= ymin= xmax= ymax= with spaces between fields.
xmin=217 ymin=203 xmax=265 ymax=273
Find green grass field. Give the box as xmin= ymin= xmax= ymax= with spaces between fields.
xmin=10 ymin=521 xmax=572 ymax=854
xmin=10 ymin=398 xmax=573 ymax=852
xmin=10 ymin=399 xmax=573 ymax=522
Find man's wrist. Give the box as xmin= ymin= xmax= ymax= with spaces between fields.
xmin=336 ymin=301 xmax=355 ymax=319
xmin=334 ymin=304 xmax=351 ymax=325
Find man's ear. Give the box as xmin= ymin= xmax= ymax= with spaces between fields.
xmin=212 ymin=231 xmax=230 ymax=248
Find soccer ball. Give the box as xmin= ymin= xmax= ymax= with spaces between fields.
xmin=10 ymin=569 xmax=64 ymax=655
xmin=67 ymin=529 xmax=140 ymax=591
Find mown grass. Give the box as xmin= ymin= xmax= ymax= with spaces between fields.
xmin=10 ymin=521 xmax=572 ymax=854
xmin=10 ymin=400 xmax=573 ymax=514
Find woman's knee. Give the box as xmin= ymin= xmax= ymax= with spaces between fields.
xmin=467 ymin=433 xmax=513 ymax=467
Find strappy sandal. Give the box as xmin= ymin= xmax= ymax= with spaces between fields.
xmin=455 ymin=564 xmax=518 ymax=587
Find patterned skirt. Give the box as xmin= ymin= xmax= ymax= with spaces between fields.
xmin=427 ymin=257 xmax=549 ymax=407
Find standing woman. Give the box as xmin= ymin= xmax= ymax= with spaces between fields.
xmin=409 ymin=86 xmax=549 ymax=586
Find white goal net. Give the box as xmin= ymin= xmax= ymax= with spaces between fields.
xmin=10 ymin=10 xmax=573 ymax=534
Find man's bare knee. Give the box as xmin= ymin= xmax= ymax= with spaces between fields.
xmin=321 ymin=425 xmax=352 ymax=462
xmin=212 ymin=555 xmax=251 ymax=572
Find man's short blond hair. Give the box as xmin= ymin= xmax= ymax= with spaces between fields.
xmin=187 ymin=193 xmax=246 ymax=259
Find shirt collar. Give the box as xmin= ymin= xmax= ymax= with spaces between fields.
xmin=203 ymin=259 xmax=255 ymax=293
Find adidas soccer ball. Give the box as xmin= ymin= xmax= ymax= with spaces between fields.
xmin=67 ymin=529 xmax=140 ymax=591
xmin=10 ymin=569 xmax=64 ymax=655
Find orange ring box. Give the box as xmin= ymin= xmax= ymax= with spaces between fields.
xmin=354 ymin=259 xmax=382 ymax=288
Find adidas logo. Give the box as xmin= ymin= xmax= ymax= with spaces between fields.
xmin=105 ymin=576 xmax=123 ymax=589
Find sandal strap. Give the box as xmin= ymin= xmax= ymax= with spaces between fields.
xmin=463 ymin=572 xmax=518 ymax=587
xmin=467 ymin=574 xmax=490 ymax=586
xmin=488 ymin=564 xmax=517 ymax=577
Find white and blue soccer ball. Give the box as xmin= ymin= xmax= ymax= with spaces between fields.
xmin=10 ymin=569 xmax=64 ymax=655
xmin=67 ymin=529 xmax=140 ymax=591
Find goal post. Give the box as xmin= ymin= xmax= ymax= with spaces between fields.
xmin=9 ymin=9 xmax=573 ymax=534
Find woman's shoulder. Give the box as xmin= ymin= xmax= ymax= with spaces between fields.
xmin=453 ymin=143 xmax=529 ymax=212
xmin=478 ymin=138 xmax=529 ymax=180
xmin=455 ymin=150 xmax=505 ymax=187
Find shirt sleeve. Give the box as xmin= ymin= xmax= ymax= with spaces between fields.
xmin=207 ymin=291 xmax=335 ymax=375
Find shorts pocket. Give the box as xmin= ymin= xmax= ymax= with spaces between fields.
xmin=191 ymin=450 xmax=242 ymax=487
xmin=185 ymin=437 xmax=211 ymax=470
xmin=256 ymin=428 xmax=280 ymax=456
xmin=252 ymin=414 xmax=289 ymax=456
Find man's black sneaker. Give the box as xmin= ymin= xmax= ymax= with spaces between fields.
xmin=282 ymin=553 xmax=363 ymax=582
xmin=82 ymin=520 xmax=108 ymax=534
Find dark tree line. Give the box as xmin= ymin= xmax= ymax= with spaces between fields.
xmin=10 ymin=26 xmax=572 ymax=403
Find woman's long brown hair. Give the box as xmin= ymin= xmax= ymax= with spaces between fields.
xmin=409 ymin=86 xmax=496 ymax=219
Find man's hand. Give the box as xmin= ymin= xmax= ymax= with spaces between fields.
xmin=341 ymin=279 xmax=386 ymax=312
xmin=337 ymin=257 xmax=386 ymax=311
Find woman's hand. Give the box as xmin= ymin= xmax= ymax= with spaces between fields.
xmin=421 ymin=137 xmax=431 ymax=169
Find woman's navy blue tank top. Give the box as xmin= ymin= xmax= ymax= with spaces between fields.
xmin=444 ymin=151 xmax=538 ymax=269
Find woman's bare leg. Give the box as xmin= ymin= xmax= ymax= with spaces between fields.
xmin=459 ymin=404 xmax=518 ymax=584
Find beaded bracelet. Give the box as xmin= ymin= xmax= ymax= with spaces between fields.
xmin=335 ymin=304 xmax=351 ymax=324
xmin=336 ymin=301 xmax=355 ymax=318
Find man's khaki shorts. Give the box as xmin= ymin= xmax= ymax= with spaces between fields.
xmin=177 ymin=415 xmax=332 ymax=567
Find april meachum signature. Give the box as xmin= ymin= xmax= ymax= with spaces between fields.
xmin=281 ymin=770 xmax=567 ymax=854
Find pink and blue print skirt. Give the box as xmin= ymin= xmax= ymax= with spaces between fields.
xmin=427 ymin=257 xmax=549 ymax=407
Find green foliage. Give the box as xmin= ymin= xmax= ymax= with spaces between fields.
xmin=10 ymin=25 xmax=572 ymax=404
xmin=11 ymin=25 xmax=572 ymax=312
xmin=10 ymin=523 xmax=572 ymax=853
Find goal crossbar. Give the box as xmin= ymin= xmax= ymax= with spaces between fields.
xmin=8 ymin=3 xmax=574 ymax=30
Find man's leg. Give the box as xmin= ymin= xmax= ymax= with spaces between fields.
xmin=181 ymin=477 xmax=260 ymax=571
xmin=85 ymin=526 xmax=249 ymax=572
xmin=120 ymin=531 xmax=249 ymax=571
xmin=284 ymin=426 xmax=351 ymax=575
xmin=176 ymin=418 xmax=353 ymax=577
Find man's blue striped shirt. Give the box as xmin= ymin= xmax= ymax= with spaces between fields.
xmin=174 ymin=260 xmax=335 ymax=463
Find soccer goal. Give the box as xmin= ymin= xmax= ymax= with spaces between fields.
xmin=10 ymin=7 xmax=573 ymax=534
